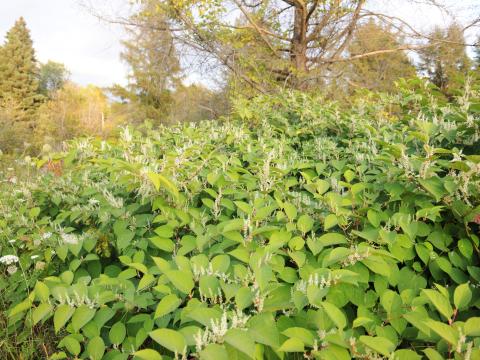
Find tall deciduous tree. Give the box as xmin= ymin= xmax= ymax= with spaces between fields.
xmin=346 ymin=20 xmax=416 ymax=92
xmin=113 ymin=1 xmax=182 ymax=122
xmin=119 ymin=0 xmax=477 ymax=93
xmin=418 ymin=23 xmax=471 ymax=94
xmin=39 ymin=61 xmax=69 ymax=97
xmin=0 ymin=17 xmax=42 ymax=123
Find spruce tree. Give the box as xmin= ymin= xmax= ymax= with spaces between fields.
xmin=0 ymin=17 xmax=41 ymax=123
xmin=418 ymin=23 xmax=471 ymax=94
xmin=346 ymin=20 xmax=416 ymax=92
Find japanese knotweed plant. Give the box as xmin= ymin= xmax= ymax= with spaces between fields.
xmin=1 ymin=81 xmax=480 ymax=360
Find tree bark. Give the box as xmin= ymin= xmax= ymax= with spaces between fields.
xmin=291 ymin=2 xmax=308 ymax=88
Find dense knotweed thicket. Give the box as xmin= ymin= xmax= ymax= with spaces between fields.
xmin=1 ymin=81 xmax=480 ymax=359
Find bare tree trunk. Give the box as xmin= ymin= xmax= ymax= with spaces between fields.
xmin=291 ymin=3 xmax=308 ymax=88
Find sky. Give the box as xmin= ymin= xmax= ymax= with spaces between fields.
xmin=0 ymin=0 xmax=478 ymax=88
xmin=0 ymin=0 xmax=129 ymax=87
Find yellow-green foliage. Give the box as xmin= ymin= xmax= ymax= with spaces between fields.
xmin=1 ymin=80 xmax=480 ymax=359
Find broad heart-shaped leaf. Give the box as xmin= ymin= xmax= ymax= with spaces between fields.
xmin=322 ymin=247 xmax=350 ymax=267
xmin=359 ymin=336 xmax=395 ymax=356
xmin=283 ymin=202 xmax=297 ymax=221
xmin=109 ymin=321 xmax=126 ymax=345
xmin=200 ymin=343 xmax=229 ymax=360
xmin=150 ymin=328 xmax=186 ymax=354
xmin=235 ymin=287 xmax=253 ymax=310
xmin=186 ymin=307 xmax=222 ymax=327
xmin=247 ymin=313 xmax=280 ymax=348
xmin=423 ymin=348 xmax=444 ymax=360
xmin=54 ymin=304 xmax=75 ymax=333
xmin=453 ymin=283 xmax=471 ymax=310
xmin=133 ymin=349 xmax=163 ymax=360
xmin=32 ymin=303 xmax=52 ymax=325
xmin=282 ymin=327 xmax=315 ymax=346
xmin=148 ymin=172 xmax=179 ymax=199
xmin=422 ymin=289 xmax=453 ymax=320
xmin=154 ymin=294 xmax=182 ymax=319
xmin=464 ymin=317 xmax=480 ymax=336
xmin=223 ymin=328 xmax=256 ymax=358
xmin=165 ymin=270 xmax=194 ymax=294
xmin=324 ymin=213 xmax=338 ymax=230
xmin=278 ymin=337 xmax=304 ymax=352
xmin=418 ymin=177 xmax=447 ymax=202
xmin=297 ymin=214 xmax=314 ymax=234
xmin=87 ymin=336 xmax=105 ymax=360
xmin=318 ymin=233 xmax=348 ymax=247
xmin=393 ymin=349 xmax=422 ymax=360
xmin=61 ymin=336 xmax=80 ymax=356
xmin=113 ymin=220 xmax=135 ymax=250
xmin=322 ymin=302 xmax=346 ymax=329
xmin=34 ymin=281 xmax=50 ymax=302
xmin=71 ymin=305 xmax=96 ymax=332
xmin=423 ymin=319 xmax=458 ymax=345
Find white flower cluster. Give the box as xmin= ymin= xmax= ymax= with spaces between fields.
xmin=0 ymin=254 xmax=19 ymax=265
xmin=194 ymin=309 xmax=250 ymax=354
xmin=56 ymin=291 xmax=99 ymax=309
xmin=192 ymin=263 xmax=230 ymax=283
xmin=61 ymin=232 xmax=79 ymax=245
xmin=342 ymin=247 xmax=370 ymax=267
xmin=294 ymin=272 xmax=341 ymax=295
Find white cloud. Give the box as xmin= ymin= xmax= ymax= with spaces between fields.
xmin=0 ymin=0 xmax=477 ymax=88
xmin=0 ymin=0 xmax=128 ymax=87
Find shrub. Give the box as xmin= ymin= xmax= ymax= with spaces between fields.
xmin=1 ymin=81 xmax=480 ymax=359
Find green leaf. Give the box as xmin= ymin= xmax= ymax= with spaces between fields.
xmin=223 ymin=328 xmax=255 ymax=358
xmin=235 ymin=287 xmax=253 ymax=310
xmin=200 ymin=344 xmax=228 ymax=360
xmin=419 ymin=177 xmax=446 ymax=202
xmin=282 ymin=327 xmax=315 ymax=346
xmin=148 ymin=172 xmax=179 ymax=199
xmin=324 ymin=214 xmax=338 ymax=230
xmin=464 ymin=317 xmax=480 ymax=336
xmin=54 ymin=304 xmax=75 ymax=334
xmin=278 ymin=337 xmax=304 ymax=352
xmin=359 ymin=336 xmax=395 ymax=356
xmin=423 ymin=348 xmax=444 ymax=360
xmin=113 ymin=220 xmax=135 ymax=250
xmin=109 ymin=322 xmax=126 ymax=345
xmin=367 ymin=209 xmax=381 ymax=228
xmin=422 ymin=289 xmax=453 ymax=320
xmin=134 ymin=349 xmax=163 ymax=360
xmin=150 ymin=236 xmax=174 ymax=252
xmin=393 ymin=349 xmax=422 ymax=360
xmin=32 ymin=303 xmax=52 ymax=325
xmin=318 ymin=233 xmax=348 ymax=247
xmin=34 ymin=281 xmax=50 ymax=302
xmin=423 ymin=319 xmax=458 ymax=345
xmin=322 ymin=247 xmax=350 ymax=267
xmin=87 ymin=336 xmax=105 ymax=360
xmin=154 ymin=294 xmax=182 ymax=319
xmin=71 ymin=305 xmax=96 ymax=332
xmin=284 ymin=202 xmax=297 ymax=221
xmin=453 ymin=283 xmax=471 ymax=310
xmin=458 ymin=239 xmax=473 ymax=259
xmin=322 ymin=302 xmax=346 ymax=329
xmin=186 ymin=307 xmax=222 ymax=327
xmin=150 ymin=328 xmax=186 ymax=354
xmin=61 ymin=336 xmax=81 ymax=356
xmin=165 ymin=270 xmax=194 ymax=294
xmin=297 ymin=215 xmax=314 ymax=233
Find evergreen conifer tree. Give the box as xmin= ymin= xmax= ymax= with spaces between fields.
xmin=0 ymin=17 xmax=41 ymax=124
xmin=418 ymin=23 xmax=471 ymax=94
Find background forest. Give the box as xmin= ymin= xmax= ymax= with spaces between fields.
xmin=0 ymin=0 xmax=479 ymax=156
xmin=1 ymin=1 xmax=480 ymax=360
